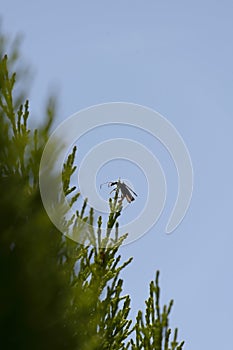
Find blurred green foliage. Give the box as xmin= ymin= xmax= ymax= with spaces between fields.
xmin=0 ymin=29 xmax=185 ymax=349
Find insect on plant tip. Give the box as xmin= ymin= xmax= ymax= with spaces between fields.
xmin=100 ymin=179 xmax=137 ymax=204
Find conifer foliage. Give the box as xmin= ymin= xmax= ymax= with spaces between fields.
xmin=0 ymin=31 xmax=185 ymax=349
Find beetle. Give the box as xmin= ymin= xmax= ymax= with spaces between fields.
xmin=100 ymin=179 xmax=137 ymax=203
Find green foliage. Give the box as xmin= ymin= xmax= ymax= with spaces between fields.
xmin=0 ymin=53 xmax=76 ymax=349
xmin=0 ymin=31 xmax=185 ymax=350
xmin=131 ymin=271 xmax=185 ymax=350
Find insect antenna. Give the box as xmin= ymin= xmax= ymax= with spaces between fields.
xmin=100 ymin=181 xmax=111 ymax=189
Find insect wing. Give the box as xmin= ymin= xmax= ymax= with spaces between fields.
xmin=125 ymin=193 xmax=135 ymax=203
xmin=121 ymin=184 xmax=135 ymax=202
xmin=124 ymin=184 xmax=138 ymax=197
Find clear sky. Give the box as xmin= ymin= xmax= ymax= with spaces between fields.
xmin=1 ymin=1 xmax=233 ymax=349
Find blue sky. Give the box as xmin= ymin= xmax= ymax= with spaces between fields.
xmin=1 ymin=1 xmax=233 ymax=349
